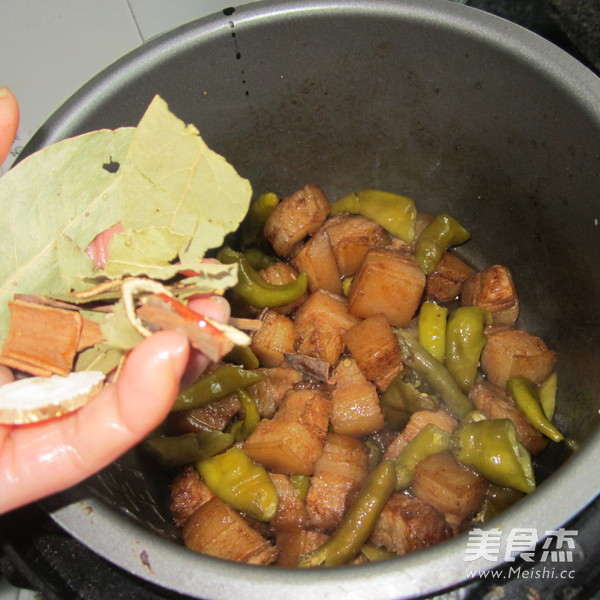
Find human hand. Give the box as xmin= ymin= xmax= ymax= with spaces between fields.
xmin=0 ymin=294 xmax=230 ymax=515
xmin=0 ymin=87 xmax=19 ymax=166
xmin=0 ymin=91 xmax=231 ymax=513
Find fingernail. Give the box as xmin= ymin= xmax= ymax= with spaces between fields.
xmin=0 ymin=87 xmax=9 ymax=98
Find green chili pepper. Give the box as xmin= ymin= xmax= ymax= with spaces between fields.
xmin=329 ymin=189 xmax=417 ymax=243
xmin=394 ymin=423 xmax=451 ymax=489
xmin=452 ymin=419 xmax=536 ymax=494
xmin=225 ymin=345 xmax=260 ymax=370
xmin=381 ymin=373 xmax=439 ymax=413
xmin=477 ymin=484 xmax=525 ymax=523
xmin=360 ymin=544 xmax=395 ymax=562
xmin=240 ymin=192 xmax=280 ymax=249
xmin=298 ymin=460 xmax=396 ymax=567
xmin=172 ymin=364 xmax=264 ymax=411
xmin=144 ymin=431 xmax=234 ymax=467
xmin=445 ymin=306 xmax=490 ymax=394
xmin=364 ymin=438 xmax=383 ymax=471
xmin=539 ymin=372 xmax=558 ymax=420
xmin=418 ymin=301 xmax=448 ymax=363
xmin=217 ymin=246 xmax=308 ymax=308
xmin=290 ymin=474 xmax=311 ymax=502
xmin=244 ymin=246 xmax=275 ymax=270
xmin=414 ymin=214 xmax=470 ymax=274
xmin=196 ymin=446 xmax=278 ymax=521
xmin=342 ymin=276 xmax=353 ymax=297
xmin=507 ymin=376 xmax=563 ymax=443
xmin=229 ymin=389 xmax=261 ymax=442
xmin=394 ymin=329 xmax=473 ymax=419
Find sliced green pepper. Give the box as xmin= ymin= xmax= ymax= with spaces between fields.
xmin=298 ymin=460 xmax=396 ymax=567
xmin=477 ymin=484 xmax=525 ymax=523
xmin=394 ymin=329 xmax=473 ymax=419
xmin=445 ymin=306 xmax=490 ymax=394
xmin=244 ymin=246 xmax=275 ymax=271
xmin=144 ymin=431 xmax=234 ymax=467
xmin=229 ymin=389 xmax=261 ymax=442
xmin=217 ymin=246 xmax=308 ymax=308
xmin=172 ymin=364 xmax=264 ymax=411
xmin=394 ymin=423 xmax=451 ymax=490
xmin=240 ymin=192 xmax=280 ymax=249
xmin=418 ymin=301 xmax=448 ymax=363
xmin=539 ymin=372 xmax=558 ymax=420
xmin=196 ymin=446 xmax=278 ymax=521
xmin=414 ymin=214 xmax=470 ymax=274
xmin=452 ymin=419 xmax=536 ymax=494
xmin=507 ymin=376 xmax=563 ymax=443
xmin=225 ymin=345 xmax=260 ymax=370
xmin=329 ymin=189 xmax=417 ymax=243
xmin=360 ymin=544 xmax=395 ymax=562
xmin=290 ymin=474 xmax=311 ymax=502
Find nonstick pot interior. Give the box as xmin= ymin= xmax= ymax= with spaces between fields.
xmin=27 ymin=0 xmax=600 ymax=598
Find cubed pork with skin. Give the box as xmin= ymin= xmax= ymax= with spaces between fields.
xmin=294 ymin=289 xmax=359 ymax=365
xmin=469 ymin=381 xmax=548 ymax=455
xmin=170 ymin=465 xmax=214 ymax=527
xmin=481 ymin=328 xmax=556 ymax=389
xmin=348 ymin=248 xmax=426 ymax=327
xmin=424 ymin=252 xmax=477 ymax=303
xmin=251 ymin=309 xmax=295 ymax=367
xmin=321 ymin=213 xmax=390 ymax=276
xmin=306 ymin=433 xmax=370 ymax=532
xmin=264 ymin=184 xmax=330 ymax=258
xmin=369 ymin=492 xmax=451 ymax=555
xmin=243 ymin=388 xmax=331 ymax=475
xmin=275 ymin=527 xmax=329 ymax=566
xmin=330 ymin=358 xmax=385 ymax=437
xmin=343 ymin=313 xmax=403 ymax=391
xmin=384 ymin=410 xmax=458 ymax=460
xmin=183 ymin=496 xmax=278 ymax=565
xmin=269 ymin=473 xmax=310 ymax=530
xmin=246 ymin=367 xmax=303 ymax=418
xmin=461 ymin=264 xmax=519 ymax=328
xmin=292 ymin=228 xmax=343 ymax=295
xmin=412 ymin=450 xmax=488 ymax=530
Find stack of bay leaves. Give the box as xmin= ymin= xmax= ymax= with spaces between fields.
xmin=0 ymin=95 xmax=253 ymax=424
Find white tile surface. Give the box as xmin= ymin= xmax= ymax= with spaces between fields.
xmin=0 ymin=0 xmax=260 ymax=174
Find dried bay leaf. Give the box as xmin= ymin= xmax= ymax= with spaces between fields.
xmin=0 ymin=128 xmax=134 ymax=345
xmin=0 ymin=95 xmax=253 ymax=348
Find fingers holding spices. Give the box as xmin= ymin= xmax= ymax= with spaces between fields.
xmin=0 ymin=330 xmax=190 ymax=514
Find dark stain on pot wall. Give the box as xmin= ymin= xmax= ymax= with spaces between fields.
xmin=223 ymin=7 xmax=249 ymax=97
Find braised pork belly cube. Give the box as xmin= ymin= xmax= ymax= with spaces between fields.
xmin=166 ymin=394 xmax=241 ymax=435
xmin=292 ymin=228 xmax=343 ymax=295
xmin=348 ymin=248 xmax=426 ymax=327
xmin=251 ymin=309 xmax=295 ymax=367
xmin=269 ymin=473 xmax=310 ymax=530
xmin=330 ymin=358 xmax=385 ymax=437
xmin=170 ymin=465 xmax=214 ymax=527
xmin=264 ymin=184 xmax=330 ymax=258
xmin=412 ymin=450 xmax=488 ymax=530
xmin=383 ymin=410 xmax=458 ymax=460
xmin=461 ymin=264 xmax=519 ymax=328
xmin=321 ymin=213 xmax=390 ymax=276
xmin=247 ymin=367 xmax=303 ymax=418
xmin=243 ymin=388 xmax=331 ymax=475
xmin=306 ymin=433 xmax=370 ymax=532
xmin=469 ymin=381 xmax=548 ymax=455
xmin=343 ymin=314 xmax=403 ymax=391
xmin=369 ymin=492 xmax=451 ymax=555
xmin=183 ymin=496 xmax=278 ymax=565
xmin=294 ymin=289 xmax=360 ymax=365
xmin=275 ymin=527 xmax=329 ymax=567
xmin=481 ymin=328 xmax=556 ymax=390
xmin=424 ymin=252 xmax=477 ymax=303
xmin=259 ymin=261 xmax=308 ymax=314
